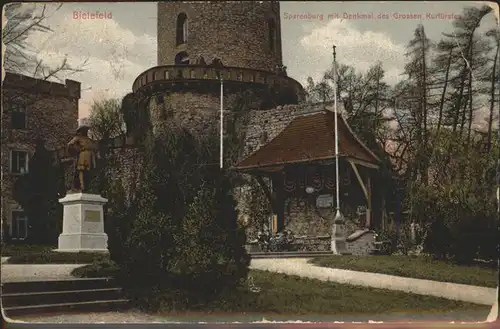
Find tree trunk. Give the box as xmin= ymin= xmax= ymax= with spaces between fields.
xmin=460 ymin=91 xmax=469 ymax=138
xmin=465 ymin=44 xmax=474 ymax=151
xmin=487 ymin=40 xmax=499 ymax=151
xmin=453 ymin=68 xmax=467 ymax=134
xmin=421 ymin=31 xmax=429 ymax=185
xmin=436 ymin=48 xmax=453 ymax=137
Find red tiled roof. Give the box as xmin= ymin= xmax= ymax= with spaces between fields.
xmin=235 ymin=111 xmax=380 ymax=170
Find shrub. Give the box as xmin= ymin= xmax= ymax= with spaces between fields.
xmin=402 ymin=131 xmax=498 ymax=264
xmin=12 ymin=139 xmax=63 ymax=245
xmin=71 ymin=260 xmax=120 ymax=278
xmin=104 ymin=180 xmax=135 ymax=266
xmin=118 ymin=124 xmax=250 ymax=306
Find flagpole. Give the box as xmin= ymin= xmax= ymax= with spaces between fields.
xmin=333 ymin=45 xmax=342 ymax=220
xmin=331 ymin=44 xmax=347 ymax=255
xmin=220 ymin=77 xmax=224 ymax=169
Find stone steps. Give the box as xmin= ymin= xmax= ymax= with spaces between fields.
xmin=1 ymin=278 xmax=131 ymax=317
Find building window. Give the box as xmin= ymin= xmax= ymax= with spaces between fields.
xmin=165 ymin=71 xmax=170 ymax=79
xmin=176 ymin=13 xmax=188 ymax=46
xmin=11 ymin=211 xmax=28 ymax=241
xmin=190 ymin=70 xmax=196 ymax=78
xmin=175 ymin=51 xmax=189 ymax=65
xmin=237 ymin=72 xmax=243 ymax=81
xmin=268 ymin=19 xmax=276 ymax=52
xmin=11 ymin=150 xmax=29 ymax=174
xmin=11 ymin=103 xmax=27 ymax=129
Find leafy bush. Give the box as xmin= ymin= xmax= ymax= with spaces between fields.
xmin=71 ymin=260 xmax=120 ymax=278
xmin=117 ymin=124 xmax=250 ymax=306
xmin=104 ymin=180 xmax=135 ymax=266
xmin=246 ymin=177 xmax=272 ymax=238
xmin=376 ymin=219 xmax=425 ymax=256
xmin=406 ymin=132 xmax=498 ymax=263
xmin=12 ymin=139 xmax=63 ymax=245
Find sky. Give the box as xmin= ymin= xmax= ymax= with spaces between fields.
xmin=8 ymin=1 xmax=500 ymax=125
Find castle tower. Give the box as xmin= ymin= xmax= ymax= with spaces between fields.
xmin=130 ymin=1 xmax=305 ymax=136
xmin=157 ymin=1 xmax=283 ymax=73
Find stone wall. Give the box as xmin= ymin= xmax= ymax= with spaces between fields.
xmin=105 ymin=146 xmax=144 ymax=205
xmin=1 ymin=73 xmax=80 ymax=238
xmin=157 ymin=1 xmax=282 ymax=73
xmin=149 ymin=90 xmax=222 ymax=135
xmin=346 ymin=231 xmax=376 ymax=256
xmin=283 ymin=194 xmax=364 ymax=237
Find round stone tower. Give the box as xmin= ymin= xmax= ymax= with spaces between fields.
xmin=130 ymin=1 xmax=305 ymax=136
xmin=157 ymin=1 xmax=283 ymax=73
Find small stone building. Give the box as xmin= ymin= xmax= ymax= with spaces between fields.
xmin=1 ymin=72 xmax=80 ymax=242
xmin=234 ymin=102 xmax=383 ymax=240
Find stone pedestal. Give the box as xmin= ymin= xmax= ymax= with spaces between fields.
xmin=55 ymin=193 xmax=109 ymax=253
xmin=331 ymin=212 xmax=351 ymax=255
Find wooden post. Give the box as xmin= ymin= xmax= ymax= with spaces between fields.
xmin=272 ymin=214 xmax=278 ymax=234
xmin=348 ymin=160 xmax=372 ymax=229
xmin=366 ymin=175 xmax=372 ymax=229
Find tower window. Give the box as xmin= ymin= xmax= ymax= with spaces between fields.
xmin=175 ymin=51 xmax=189 ymax=65
xmin=268 ymin=19 xmax=276 ymax=52
xmin=176 ymin=13 xmax=188 ymax=46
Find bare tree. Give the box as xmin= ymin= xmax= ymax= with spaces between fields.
xmin=485 ymin=27 xmax=500 ymax=151
xmin=88 ymin=98 xmax=126 ymax=141
xmin=3 ymin=3 xmax=88 ymax=81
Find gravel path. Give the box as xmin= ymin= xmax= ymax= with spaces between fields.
xmin=1 ymin=264 xmax=85 ymax=282
xmin=11 ymin=311 xmax=174 ymax=323
xmin=249 ymin=258 xmax=497 ymax=306
xmin=10 ymin=310 xmax=496 ymax=323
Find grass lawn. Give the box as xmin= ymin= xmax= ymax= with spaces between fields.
xmin=72 ymin=263 xmax=491 ymax=321
xmin=2 ymin=244 xmax=109 ymax=264
xmin=1 ymin=244 xmax=54 ymax=257
xmin=310 ymin=255 xmax=498 ymax=288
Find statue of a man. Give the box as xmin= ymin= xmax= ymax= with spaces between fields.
xmin=67 ymin=123 xmax=99 ymax=193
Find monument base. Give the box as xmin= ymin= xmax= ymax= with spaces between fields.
xmin=331 ymin=222 xmax=352 ymax=255
xmin=56 ymin=193 xmax=109 ymax=253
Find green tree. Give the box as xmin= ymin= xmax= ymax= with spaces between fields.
xmin=117 ymin=123 xmax=249 ymax=308
xmin=12 ymin=139 xmax=62 ymax=244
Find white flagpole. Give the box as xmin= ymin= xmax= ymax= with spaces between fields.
xmin=220 ymin=77 xmax=224 ymax=169
xmin=333 ymin=45 xmax=341 ymax=218
xmin=331 ymin=44 xmax=347 ymax=255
